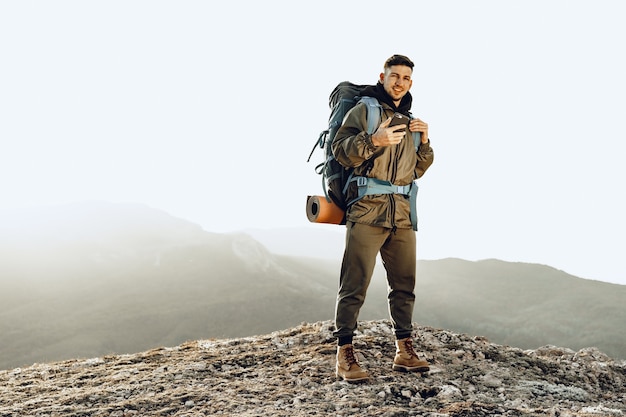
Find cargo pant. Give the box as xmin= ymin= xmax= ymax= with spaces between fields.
xmin=333 ymin=221 xmax=416 ymax=340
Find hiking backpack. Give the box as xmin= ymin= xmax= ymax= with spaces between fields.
xmin=307 ymin=81 xmax=422 ymax=228
xmin=307 ymin=82 xmax=382 ymax=219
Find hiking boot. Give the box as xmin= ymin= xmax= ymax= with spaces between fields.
xmin=336 ymin=344 xmax=370 ymax=382
xmin=393 ymin=337 xmax=430 ymax=372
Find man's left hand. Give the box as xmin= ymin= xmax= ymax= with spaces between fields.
xmin=409 ymin=118 xmax=429 ymax=144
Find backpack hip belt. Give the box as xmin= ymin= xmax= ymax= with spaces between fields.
xmin=347 ymin=177 xmax=419 ymax=231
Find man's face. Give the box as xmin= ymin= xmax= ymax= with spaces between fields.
xmin=380 ymin=65 xmax=413 ymax=103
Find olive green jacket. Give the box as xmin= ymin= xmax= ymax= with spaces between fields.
xmin=332 ymin=102 xmax=434 ymax=229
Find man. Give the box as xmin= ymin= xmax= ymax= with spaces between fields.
xmin=331 ymin=54 xmax=435 ymax=382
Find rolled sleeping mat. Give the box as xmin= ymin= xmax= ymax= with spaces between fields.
xmin=306 ymin=195 xmax=345 ymax=225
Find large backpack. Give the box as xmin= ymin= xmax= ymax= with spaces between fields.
xmin=307 ymin=82 xmax=383 ymax=217
xmin=307 ymin=81 xmax=421 ymax=229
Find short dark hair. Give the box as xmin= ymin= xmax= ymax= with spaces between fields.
xmin=384 ymin=54 xmax=414 ymax=70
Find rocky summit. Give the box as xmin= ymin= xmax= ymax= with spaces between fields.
xmin=1 ymin=320 xmax=624 ymax=417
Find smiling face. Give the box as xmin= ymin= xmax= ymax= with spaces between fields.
xmin=380 ymin=65 xmax=413 ymax=105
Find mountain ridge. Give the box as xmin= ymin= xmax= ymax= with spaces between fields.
xmin=1 ymin=320 xmax=624 ymax=416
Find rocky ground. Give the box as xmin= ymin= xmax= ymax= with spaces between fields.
xmin=1 ymin=320 xmax=624 ymax=417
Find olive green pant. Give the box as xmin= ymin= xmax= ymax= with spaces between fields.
xmin=334 ymin=221 xmax=416 ymax=340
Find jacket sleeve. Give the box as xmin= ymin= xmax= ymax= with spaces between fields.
xmin=415 ymin=140 xmax=434 ymax=179
xmin=331 ymin=103 xmax=382 ymax=168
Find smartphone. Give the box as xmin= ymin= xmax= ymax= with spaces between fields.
xmin=389 ymin=112 xmax=410 ymax=129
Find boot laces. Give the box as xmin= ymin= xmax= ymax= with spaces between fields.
xmin=403 ymin=338 xmax=418 ymax=358
xmin=343 ymin=345 xmax=358 ymax=366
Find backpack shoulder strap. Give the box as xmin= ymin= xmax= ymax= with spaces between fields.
xmin=411 ymin=131 xmax=421 ymax=152
xmin=407 ymin=113 xmax=422 ymax=152
xmin=358 ymin=96 xmax=382 ymax=134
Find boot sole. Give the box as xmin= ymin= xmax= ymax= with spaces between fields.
xmin=392 ymin=364 xmax=430 ymax=373
xmin=337 ymin=376 xmax=370 ymax=384
xmin=335 ymin=373 xmax=370 ymax=383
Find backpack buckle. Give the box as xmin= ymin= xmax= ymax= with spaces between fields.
xmin=395 ymin=184 xmax=410 ymax=194
xmin=356 ymin=177 xmax=368 ymax=187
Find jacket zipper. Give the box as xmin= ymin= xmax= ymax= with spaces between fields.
xmin=389 ymin=135 xmax=401 ymax=229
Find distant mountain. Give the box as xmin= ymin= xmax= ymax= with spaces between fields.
xmin=1 ymin=201 xmax=624 ymax=371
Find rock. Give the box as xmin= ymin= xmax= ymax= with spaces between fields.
xmin=0 ymin=320 xmax=624 ymax=416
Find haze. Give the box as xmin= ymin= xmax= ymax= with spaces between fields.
xmin=1 ymin=1 xmax=625 ymax=285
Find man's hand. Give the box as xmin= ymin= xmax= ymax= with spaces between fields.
xmin=409 ymin=118 xmax=429 ymax=144
xmin=371 ymin=117 xmax=406 ymax=147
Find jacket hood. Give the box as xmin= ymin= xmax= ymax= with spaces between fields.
xmin=362 ymin=82 xmax=412 ymax=115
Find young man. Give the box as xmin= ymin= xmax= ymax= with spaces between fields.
xmin=331 ymin=54 xmax=435 ymax=382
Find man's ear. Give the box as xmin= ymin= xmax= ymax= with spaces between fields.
xmin=379 ymin=72 xmax=385 ymax=83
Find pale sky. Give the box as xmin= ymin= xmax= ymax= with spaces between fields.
xmin=1 ymin=1 xmax=625 ymax=285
